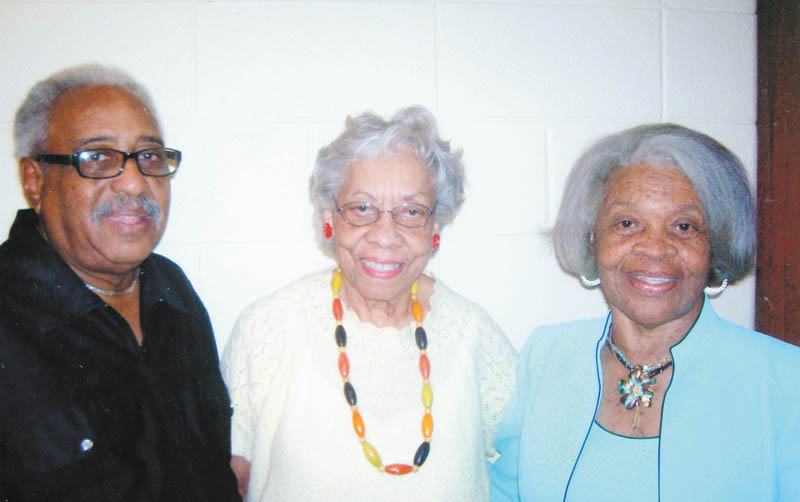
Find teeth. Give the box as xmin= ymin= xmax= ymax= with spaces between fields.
xmin=111 ymin=215 xmax=143 ymax=222
xmin=362 ymin=259 xmax=401 ymax=272
xmin=632 ymin=275 xmax=674 ymax=285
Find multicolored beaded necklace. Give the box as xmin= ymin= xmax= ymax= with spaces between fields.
xmin=607 ymin=331 xmax=673 ymax=432
xmin=331 ymin=268 xmax=433 ymax=475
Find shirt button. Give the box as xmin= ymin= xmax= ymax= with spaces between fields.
xmin=80 ymin=438 xmax=94 ymax=452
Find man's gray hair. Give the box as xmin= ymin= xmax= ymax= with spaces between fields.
xmin=309 ymin=105 xmax=465 ymax=254
xmin=14 ymin=63 xmax=159 ymax=158
xmin=553 ymin=123 xmax=756 ymax=284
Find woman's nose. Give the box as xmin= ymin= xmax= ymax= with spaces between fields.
xmin=632 ymin=230 xmax=678 ymax=259
xmin=366 ymin=211 xmax=403 ymax=247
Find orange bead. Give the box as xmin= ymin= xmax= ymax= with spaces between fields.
xmin=412 ymin=300 xmax=423 ymax=322
xmin=352 ymin=410 xmax=365 ymax=438
xmin=418 ymin=353 xmax=430 ymax=379
xmin=333 ymin=298 xmax=343 ymax=321
xmin=338 ymin=352 xmax=349 ymax=378
xmin=422 ymin=412 xmax=433 ymax=438
xmin=384 ymin=463 xmax=413 ymax=475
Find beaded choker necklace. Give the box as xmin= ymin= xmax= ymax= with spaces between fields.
xmin=607 ymin=331 xmax=673 ymax=432
xmin=84 ymin=269 xmax=140 ymax=296
xmin=331 ymin=268 xmax=432 ymax=475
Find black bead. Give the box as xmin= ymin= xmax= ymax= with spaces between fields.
xmin=413 ymin=441 xmax=430 ymax=466
xmin=415 ymin=327 xmax=428 ymax=350
xmin=344 ymin=382 xmax=357 ymax=406
xmin=335 ymin=325 xmax=347 ymax=347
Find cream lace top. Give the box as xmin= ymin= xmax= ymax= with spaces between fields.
xmin=222 ymin=269 xmax=517 ymax=501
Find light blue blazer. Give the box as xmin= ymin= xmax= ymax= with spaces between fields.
xmin=490 ymin=297 xmax=800 ymax=501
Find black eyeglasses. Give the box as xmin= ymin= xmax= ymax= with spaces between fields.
xmin=35 ymin=148 xmax=182 ymax=179
xmin=336 ymin=201 xmax=434 ymax=228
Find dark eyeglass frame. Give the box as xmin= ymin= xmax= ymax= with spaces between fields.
xmin=34 ymin=147 xmax=182 ymax=179
xmin=336 ymin=201 xmax=435 ymax=228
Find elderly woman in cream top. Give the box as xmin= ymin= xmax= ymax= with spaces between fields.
xmin=223 ymin=106 xmax=517 ymax=501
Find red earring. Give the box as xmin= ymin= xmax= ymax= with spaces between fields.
xmin=323 ymin=222 xmax=333 ymax=239
xmin=432 ymin=233 xmax=440 ymax=250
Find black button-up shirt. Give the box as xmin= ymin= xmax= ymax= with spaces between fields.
xmin=0 ymin=209 xmax=240 ymax=501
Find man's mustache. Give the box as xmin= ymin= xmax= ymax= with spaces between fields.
xmin=93 ymin=194 xmax=162 ymax=227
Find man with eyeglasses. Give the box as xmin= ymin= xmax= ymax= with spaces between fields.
xmin=0 ymin=65 xmax=240 ymax=501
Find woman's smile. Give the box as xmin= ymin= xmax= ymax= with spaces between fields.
xmin=360 ymin=257 xmax=404 ymax=278
xmin=626 ymin=272 xmax=678 ymax=294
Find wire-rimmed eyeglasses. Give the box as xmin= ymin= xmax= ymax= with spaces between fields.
xmin=35 ymin=147 xmax=182 ymax=179
xmin=336 ymin=201 xmax=434 ymax=228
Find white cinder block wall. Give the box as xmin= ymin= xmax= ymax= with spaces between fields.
xmin=0 ymin=0 xmax=757 ymax=352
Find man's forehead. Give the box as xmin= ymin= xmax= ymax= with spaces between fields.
xmin=45 ymin=84 xmax=162 ymax=147
xmin=52 ymin=84 xmax=147 ymax=113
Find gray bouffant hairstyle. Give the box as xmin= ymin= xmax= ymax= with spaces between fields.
xmin=553 ymin=123 xmax=756 ymax=284
xmin=14 ymin=63 xmax=159 ymax=158
xmin=309 ymin=105 xmax=465 ymax=254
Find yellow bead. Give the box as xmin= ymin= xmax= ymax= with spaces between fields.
xmin=362 ymin=441 xmax=382 ymax=467
xmin=331 ymin=269 xmax=342 ymax=295
xmin=410 ymin=281 xmax=419 ymax=296
xmin=422 ymin=383 xmax=433 ymax=408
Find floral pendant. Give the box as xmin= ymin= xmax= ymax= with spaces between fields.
xmin=617 ymin=365 xmax=657 ymax=409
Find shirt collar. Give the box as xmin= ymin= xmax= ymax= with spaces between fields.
xmin=138 ymin=253 xmax=192 ymax=315
xmin=2 ymin=209 xmax=189 ymax=334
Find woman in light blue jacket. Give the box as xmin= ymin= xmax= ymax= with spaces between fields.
xmin=491 ymin=124 xmax=800 ymax=501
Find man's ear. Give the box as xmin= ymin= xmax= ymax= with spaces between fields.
xmin=20 ymin=157 xmax=46 ymax=213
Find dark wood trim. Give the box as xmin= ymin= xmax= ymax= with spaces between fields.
xmin=756 ymin=0 xmax=800 ymax=346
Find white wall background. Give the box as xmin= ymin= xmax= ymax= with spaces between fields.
xmin=0 ymin=0 xmax=757 ymax=352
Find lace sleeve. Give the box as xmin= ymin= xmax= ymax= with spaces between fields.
xmin=477 ymin=315 xmax=518 ymax=457
xmin=221 ymin=300 xmax=284 ymax=461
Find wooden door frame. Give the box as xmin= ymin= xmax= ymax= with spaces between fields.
xmin=756 ymin=0 xmax=800 ymax=346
